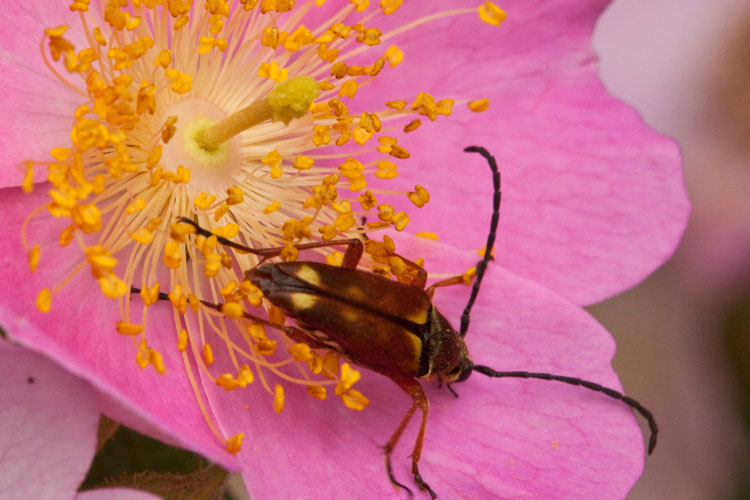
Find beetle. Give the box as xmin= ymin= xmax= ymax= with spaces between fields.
xmin=154 ymin=146 xmax=657 ymax=498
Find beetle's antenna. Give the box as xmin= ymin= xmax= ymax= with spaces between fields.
xmin=460 ymin=146 xmax=501 ymax=337
xmin=472 ymin=364 xmax=658 ymax=454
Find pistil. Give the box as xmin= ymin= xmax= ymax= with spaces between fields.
xmin=196 ymin=76 xmax=320 ymax=151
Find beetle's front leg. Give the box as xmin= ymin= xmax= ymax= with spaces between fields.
xmin=387 ymin=377 xmax=437 ymax=499
xmin=178 ymin=217 xmax=363 ymax=268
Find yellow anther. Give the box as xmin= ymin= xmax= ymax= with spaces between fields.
xmin=263 ymin=200 xmax=281 ymax=214
xmin=188 ymin=293 xmax=200 ymax=312
xmin=204 ymin=253 xmax=222 ymax=277
xmin=177 ymin=329 xmax=189 ymax=352
xmin=214 ymin=204 xmax=230 ymax=221
xmin=390 ymin=144 xmax=410 ymax=159
xmin=28 ymin=245 xmax=40 ymax=272
xmin=261 ymin=26 xmax=284 ymax=49
xmin=125 ymin=198 xmax=147 ymax=214
xmin=162 ymin=115 xmax=178 ymax=143
xmin=131 ymin=228 xmax=154 ymax=245
xmin=258 ymin=61 xmax=288 ymax=82
xmin=72 ymin=203 xmax=102 ymax=233
xmin=154 ymin=49 xmax=172 ymax=68
xmin=168 ymin=285 xmax=188 ymax=313
xmin=280 ymin=243 xmax=299 ymax=262
xmin=307 ymin=385 xmax=327 ymax=400
xmin=226 ymin=434 xmax=244 ymax=455
xmin=411 ymin=92 xmax=438 ymax=121
xmin=478 ymin=1 xmax=507 ymax=26
xmin=326 ymin=251 xmax=344 ymax=267
xmin=117 ymin=322 xmax=144 ymax=336
xmin=237 ymin=364 xmax=254 ymax=387
xmin=262 ymin=149 xmax=283 ymax=178
xmin=352 ymin=126 xmax=372 ymax=145
xmin=140 ymin=283 xmax=161 ymax=307
xmin=335 ymin=363 xmax=361 ymax=395
xmin=219 ymin=280 xmax=238 ymax=297
xmin=216 ymin=373 xmax=240 ymax=391
xmin=210 ymin=223 xmax=239 ymax=239
xmin=378 ymin=204 xmax=394 ymax=222
xmin=163 ymin=240 xmax=182 ymax=269
xmin=408 ymin=185 xmax=430 ymax=207
xmin=50 ymin=147 xmax=70 ymax=161
xmin=416 ymin=232 xmax=439 ymax=241
xmin=403 ymin=119 xmax=421 ymax=133
xmin=59 ymin=226 xmax=75 ymax=247
xmin=392 ymin=212 xmax=409 ymax=231
xmin=203 ymin=343 xmax=214 ymax=365
xmin=164 ymin=68 xmax=192 ymax=94
xmin=350 ymin=0 xmax=369 ymax=12
xmin=173 ymin=15 xmax=189 ymax=30
xmin=36 ymin=288 xmax=52 ymax=313
xmin=255 ymin=338 xmax=278 ymax=356
xmin=375 ymin=160 xmax=398 ymax=179
xmin=338 ymin=80 xmax=358 ymax=99
xmin=358 ymin=191 xmax=377 ymax=211
xmin=194 ymin=192 xmax=217 ymax=210
xmin=22 ymin=162 xmax=34 ymax=193
xmin=380 ymin=0 xmax=402 ymax=14
xmin=293 ymin=155 xmax=314 ymax=170
xmin=463 ymin=266 xmax=477 ymax=285
xmin=468 ymin=98 xmax=490 ymax=112
xmin=148 ymin=349 xmax=165 ymax=374
xmin=247 ymin=323 xmax=266 ymax=340
xmin=227 ymin=186 xmax=244 ymax=205
xmin=273 ymin=384 xmax=285 ymax=413
xmin=436 ymin=99 xmax=454 ymax=116
xmin=289 ymin=343 xmax=313 ymax=362
xmin=98 ymin=274 xmax=128 ymax=298
xmin=389 ymin=256 xmax=406 ymax=275
xmin=341 ymin=389 xmax=369 ymax=410
xmin=319 ymin=225 xmax=337 ymax=241
xmin=357 ymin=27 xmax=381 ymax=46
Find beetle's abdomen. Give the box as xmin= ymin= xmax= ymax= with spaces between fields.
xmin=246 ymin=262 xmax=429 ymax=377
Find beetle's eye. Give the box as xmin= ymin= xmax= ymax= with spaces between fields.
xmin=453 ymin=358 xmax=473 ymax=383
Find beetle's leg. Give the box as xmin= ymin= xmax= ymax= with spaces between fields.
xmin=392 ymin=254 xmax=428 ymax=289
xmin=129 ymin=287 xmax=328 ymax=348
xmin=178 ymin=217 xmax=364 ymax=267
xmin=386 ymin=378 xmax=437 ymax=499
xmin=425 ymin=275 xmax=466 ymax=299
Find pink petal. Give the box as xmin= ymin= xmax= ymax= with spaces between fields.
xmin=0 ymin=3 xmax=85 ymax=189
xmin=0 ymin=339 xmax=99 ymax=500
xmin=366 ymin=0 xmax=689 ymax=304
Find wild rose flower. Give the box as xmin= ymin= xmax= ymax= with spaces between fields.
xmin=0 ymin=0 xmax=687 ymax=499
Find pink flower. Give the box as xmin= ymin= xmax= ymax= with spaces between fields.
xmin=0 ymin=337 xmax=159 ymax=500
xmin=0 ymin=1 xmax=687 ymax=499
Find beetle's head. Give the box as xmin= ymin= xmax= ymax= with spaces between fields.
xmin=438 ymin=352 xmax=474 ymax=384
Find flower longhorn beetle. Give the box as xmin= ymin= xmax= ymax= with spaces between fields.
xmin=153 ymin=146 xmax=658 ymax=498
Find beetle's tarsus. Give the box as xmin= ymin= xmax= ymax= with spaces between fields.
xmin=413 ymin=467 xmax=437 ymax=499
xmin=385 ymin=453 xmax=413 ymax=497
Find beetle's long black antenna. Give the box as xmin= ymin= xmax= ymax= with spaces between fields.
xmin=472 ymin=364 xmax=658 ymax=454
xmin=460 ymin=146 xmax=501 ymax=337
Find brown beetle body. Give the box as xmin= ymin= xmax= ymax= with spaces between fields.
xmin=247 ymin=261 xmax=469 ymax=382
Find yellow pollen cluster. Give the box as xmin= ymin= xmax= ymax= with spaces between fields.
xmin=21 ymin=0 xmax=505 ymax=454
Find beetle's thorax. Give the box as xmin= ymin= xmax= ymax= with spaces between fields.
xmin=421 ymin=307 xmax=472 ymax=383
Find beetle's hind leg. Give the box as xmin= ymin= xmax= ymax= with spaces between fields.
xmin=386 ymin=377 xmax=437 ymax=499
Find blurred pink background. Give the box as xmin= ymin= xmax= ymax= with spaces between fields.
xmin=592 ymin=0 xmax=750 ymax=498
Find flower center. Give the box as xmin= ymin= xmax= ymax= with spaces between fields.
xmin=21 ymin=0 xmax=505 ymax=454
